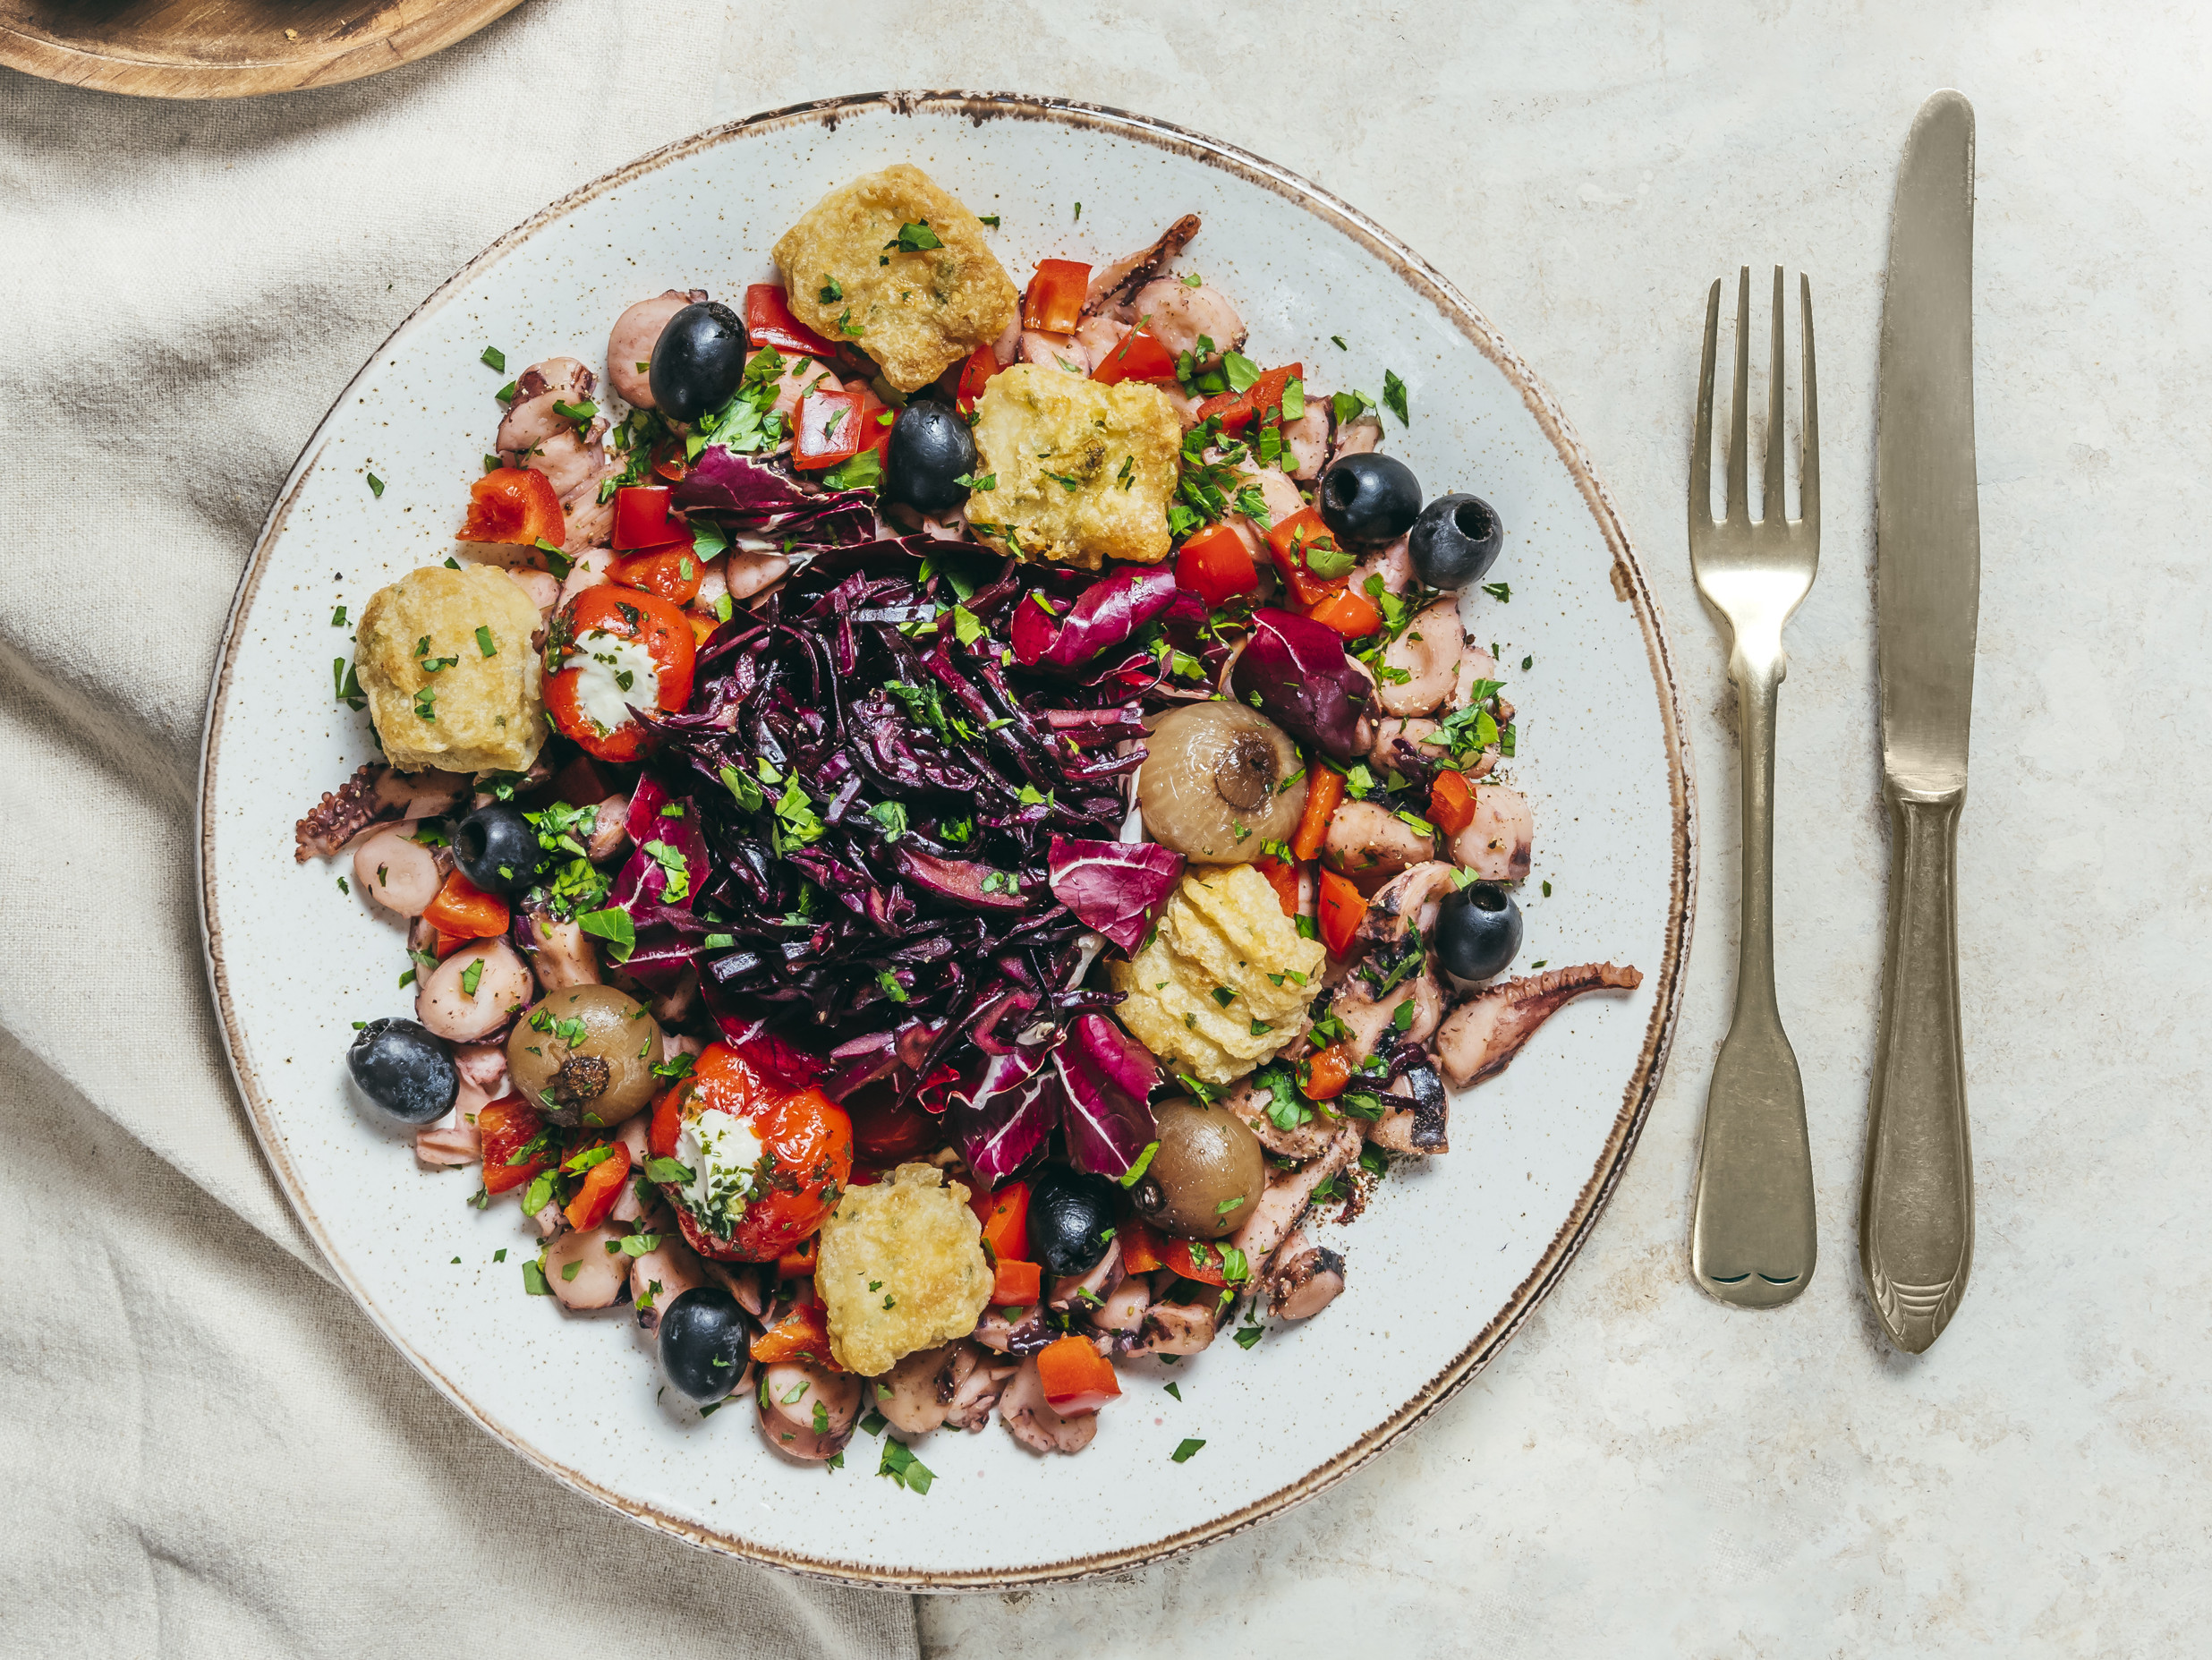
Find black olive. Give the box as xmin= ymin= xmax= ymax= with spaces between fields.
xmin=659 ymin=1286 xmax=757 ymax=1403
xmin=1408 ymin=493 xmax=1506 ymax=590
xmin=1028 ymin=1164 xmax=1119 ymax=1278
xmin=1434 ymin=881 xmax=1523 ymax=982
xmin=882 ymin=401 xmax=979 ymax=514
xmin=452 ymin=803 xmax=537 ymax=897
xmin=346 ymin=1017 xmax=459 ymax=1125
xmin=1317 ymin=452 xmax=1423 ymax=550
xmin=649 ymin=301 xmax=747 ymax=423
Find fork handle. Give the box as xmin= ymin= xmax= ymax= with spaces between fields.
xmin=1689 ymin=654 xmax=1817 ymax=1307
xmin=1859 ymin=783 xmax=1973 ymax=1352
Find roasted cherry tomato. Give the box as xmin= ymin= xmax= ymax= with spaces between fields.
xmin=651 ymin=1042 xmax=853 ymax=1264
xmin=1022 ymin=259 xmax=1092 ymax=334
xmin=1090 ymin=326 xmax=1177 ymax=386
xmin=457 ymin=466 xmax=565 ymax=546
xmin=542 ymin=586 xmax=695 ymax=763
xmin=606 ymin=542 xmax=703 ymax=607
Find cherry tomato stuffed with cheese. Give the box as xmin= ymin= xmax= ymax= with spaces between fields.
xmin=648 ymin=1043 xmax=852 ymax=1263
xmin=542 ymin=586 xmax=695 ymax=762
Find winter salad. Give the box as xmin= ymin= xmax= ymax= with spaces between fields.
xmin=297 ymin=163 xmax=1642 ymax=1474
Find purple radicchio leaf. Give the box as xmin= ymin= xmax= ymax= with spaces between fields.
xmin=602 ymin=775 xmax=714 ymax=992
xmin=1009 ymin=565 xmax=1179 ymax=673
xmin=1230 ymin=607 xmax=1372 ymax=761
xmin=1046 ymin=836 xmax=1183 ymax=953
xmin=947 ymin=1043 xmax=1058 ymax=1188
xmin=671 ymin=447 xmax=877 ymax=548
xmin=1050 ymin=1014 xmax=1161 ymax=1179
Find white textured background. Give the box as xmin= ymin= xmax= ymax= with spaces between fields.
xmin=3 ymin=2 xmax=2204 ymax=1655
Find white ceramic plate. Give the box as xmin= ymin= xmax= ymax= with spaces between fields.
xmin=199 ymin=92 xmax=1695 ymax=1588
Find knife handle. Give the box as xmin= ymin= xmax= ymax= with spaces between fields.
xmin=1860 ymin=782 xmax=1973 ymax=1351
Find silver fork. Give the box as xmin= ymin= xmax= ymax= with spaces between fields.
xmin=1687 ymin=266 xmax=1821 ymax=1308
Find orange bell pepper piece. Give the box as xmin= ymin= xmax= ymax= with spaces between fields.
xmin=562 ymin=1140 xmax=631 ymax=1231
xmin=1304 ymin=1043 xmax=1354 ymax=1102
xmin=1317 ymin=867 xmax=1364 ymax=958
xmin=991 ymin=1258 xmax=1043 ymax=1305
xmin=1253 ymin=855 xmax=1302 ymax=917
xmin=968 ymin=1179 xmax=1032 ymax=1264
xmin=1159 ymin=1236 xmax=1229 ymax=1288
xmin=1263 ymin=506 xmax=1348 ymax=608
xmin=1306 ymin=585 xmax=1383 ymax=642
xmin=1035 ymin=1332 xmax=1120 ymax=1414
xmin=457 ymin=465 xmax=565 ymax=546
xmin=750 ymin=1298 xmax=841 ymax=1370
xmin=477 ymin=1096 xmax=548 ymax=1194
xmin=1290 ymin=766 xmax=1345 ymax=862
xmin=775 ymin=1233 xmax=819 ymax=1283
xmin=421 ymin=869 xmax=509 ymax=941
xmin=1428 ymin=769 xmax=1476 ymax=837
xmin=1117 ymin=1217 xmax=1166 ymax=1274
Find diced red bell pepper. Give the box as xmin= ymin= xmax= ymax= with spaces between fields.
xmin=1291 ymin=767 xmax=1345 ymax=863
xmin=1035 ymin=1332 xmax=1120 ymax=1414
xmin=430 ymin=928 xmax=471 ymax=960
xmin=852 ymin=385 xmax=896 ymax=464
xmin=1317 ymin=867 xmax=1365 ymax=958
xmin=1264 ymin=506 xmax=1350 ymax=608
xmin=1022 ymin=259 xmax=1092 ymax=334
xmin=1195 ymin=362 xmax=1303 ymax=435
xmin=991 ymin=1258 xmax=1042 ymax=1305
xmin=957 ymin=344 xmax=1000 ymax=412
xmin=1175 ymin=523 xmax=1261 ymax=607
xmin=750 ymin=1297 xmax=841 ymax=1369
xmin=1304 ymin=1043 xmax=1354 ymax=1102
xmin=1160 ymin=1236 xmax=1229 ymax=1289
xmin=1306 ymin=585 xmax=1384 ymax=642
xmin=457 ymin=466 xmax=565 ymax=546
xmin=1428 ymin=769 xmax=1477 ymax=837
xmin=607 ymin=542 xmax=703 ymax=607
xmin=775 ymin=1233 xmax=819 ymax=1282
xmin=793 ymin=385 xmax=865 ymax=471
xmin=744 ymin=283 xmax=838 ymax=359
xmin=562 ymin=1140 xmax=632 ymax=1232
xmin=1090 ymin=326 xmax=1178 ymax=386
xmin=1117 ymin=1217 xmax=1166 ymax=1275
xmin=477 ymin=1096 xmax=547 ymax=1194
xmin=421 ymin=870 xmax=509 ymax=941
xmin=1253 ymin=855 xmax=1302 ymax=917
xmin=610 ymin=485 xmax=685 ymax=551
xmin=648 ymin=1084 xmax=686 ymax=1161
xmin=969 ymin=1179 xmax=1032 ymax=1264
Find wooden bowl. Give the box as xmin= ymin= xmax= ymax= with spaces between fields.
xmin=0 ymin=0 xmax=523 ymax=98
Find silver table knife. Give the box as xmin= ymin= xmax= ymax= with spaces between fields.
xmin=1863 ymin=89 xmax=1980 ymax=1352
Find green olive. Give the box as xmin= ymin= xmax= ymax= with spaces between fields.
xmin=1130 ymin=1098 xmax=1267 ymax=1239
xmin=506 ymin=983 xmax=665 ymax=1128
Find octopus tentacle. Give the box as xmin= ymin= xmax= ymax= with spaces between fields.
xmin=1083 ymin=213 xmax=1201 ymax=318
xmin=294 ymin=763 xmax=470 ymax=862
xmin=1434 ymin=963 xmax=1644 ymax=1089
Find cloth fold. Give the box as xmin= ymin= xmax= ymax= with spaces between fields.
xmin=0 ymin=6 xmax=918 ymax=1652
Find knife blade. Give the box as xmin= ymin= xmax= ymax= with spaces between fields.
xmin=1862 ymin=89 xmax=1979 ymax=1353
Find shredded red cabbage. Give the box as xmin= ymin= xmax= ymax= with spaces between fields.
xmin=640 ymin=541 xmax=1161 ymax=1175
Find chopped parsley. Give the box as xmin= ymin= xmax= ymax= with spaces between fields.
xmin=884 ymin=220 xmax=943 ymax=252
xmin=365 ymin=473 xmax=385 ymax=498
xmin=878 ymin=1437 xmax=936 ymax=1494
xmin=1170 ymin=1437 xmax=1206 ymax=1463
xmin=1382 ymin=370 xmax=1409 ymax=425
xmin=481 ymin=345 xmax=506 ymax=371
xmin=475 ymin=626 xmax=498 ymax=657
xmin=818 ymin=276 xmax=843 ymax=302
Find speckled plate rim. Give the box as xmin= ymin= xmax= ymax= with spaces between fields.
xmin=197 ymin=89 xmax=1697 ymax=1592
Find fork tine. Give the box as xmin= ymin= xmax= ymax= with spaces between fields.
xmin=1690 ymin=278 xmax=1720 ymax=532
xmin=1798 ymin=272 xmax=1820 ymax=532
xmin=1725 ymin=266 xmax=1750 ymax=524
xmin=1764 ymin=266 xmax=1786 ymax=525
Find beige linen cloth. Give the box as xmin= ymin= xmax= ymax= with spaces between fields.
xmin=0 ymin=9 xmax=917 ymax=1655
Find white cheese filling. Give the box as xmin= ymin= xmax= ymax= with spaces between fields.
xmin=560 ymin=631 xmax=660 ymax=734
xmin=674 ymin=1107 xmax=766 ymax=1237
